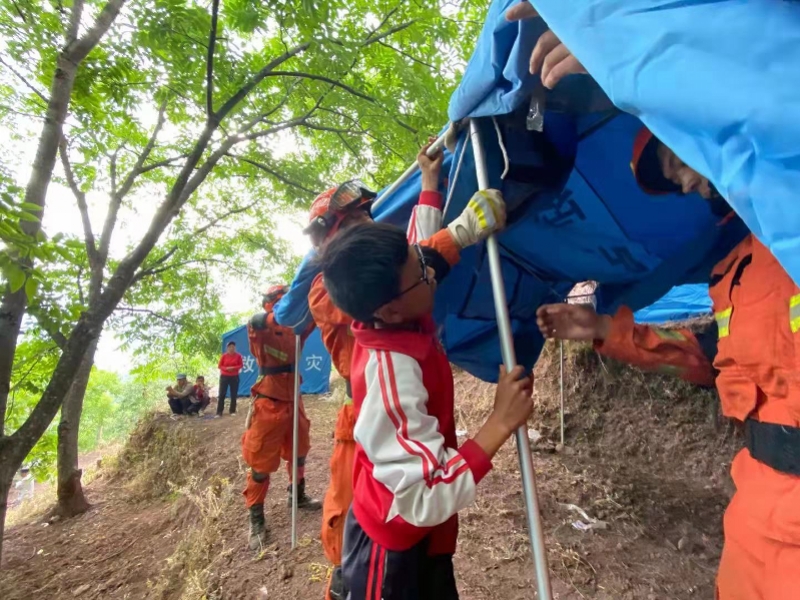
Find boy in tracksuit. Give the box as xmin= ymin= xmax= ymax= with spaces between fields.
xmin=306 ymin=138 xmax=464 ymax=599
xmin=318 ymin=216 xmax=536 ymax=599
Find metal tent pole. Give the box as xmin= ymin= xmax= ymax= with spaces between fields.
xmin=371 ymin=135 xmax=447 ymax=213
xmin=469 ymin=119 xmax=553 ymax=600
xmin=291 ymin=334 xmax=301 ymax=549
xmin=560 ymin=340 xmax=565 ymax=446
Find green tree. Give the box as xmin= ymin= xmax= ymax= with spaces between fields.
xmin=0 ymin=0 xmax=487 ymax=555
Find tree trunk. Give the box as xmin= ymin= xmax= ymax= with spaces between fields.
xmin=0 ymin=0 xmax=127 ymax=436
xmin=0 ymin=457 xmax=12 ymax=563
xmin=54 ymin=338 xmax=99 ymax=518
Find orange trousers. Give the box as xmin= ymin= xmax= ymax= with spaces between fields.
xmin=241 ymin=396 xmax=311 ymax=508
xmin=322 ymin=402 xmax=356 ymax=563
xmin=716 ymin=450 xmax=800 ymax=599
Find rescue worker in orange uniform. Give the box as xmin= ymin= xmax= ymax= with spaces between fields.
xmin=306 ymin=139 xmax=503 ymax=600
xmin=537 ymin=128 xmax=800 ymax=600
xmin=242 ymin=284 xmax=321 ymax=550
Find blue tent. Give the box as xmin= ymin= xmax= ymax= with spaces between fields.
xmin=220 ymin=327 xmax=331 ymax=397
xmin=634 ymin=284 xmax=711 ymax=325
xmin=275 ymin=0 xmax=799 ymax=383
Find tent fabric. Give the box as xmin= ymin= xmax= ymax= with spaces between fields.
xmin=274 ymin=0 xmax=789 ymax=384
xmin=634 ymin=284 xmax=711 ymax=325
xmin=220 ymin=327 xmax=331 ymax=397
xmin=472 ymin=0 xmax=800 ymax=286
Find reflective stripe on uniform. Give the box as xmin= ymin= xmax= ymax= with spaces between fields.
xmin=656 ymin=364 xmax=682 ymax=377
xmin=791 ymin=295 xmax=800 ymax=333
xmin=716 ymin=307 xmax=732 ymax=338
xmin=263 ymin=345 xmax=289 ymax=361
xmin=654 ymin=329 xmax=687 ymax=342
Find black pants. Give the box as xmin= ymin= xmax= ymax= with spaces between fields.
xmin=342 ymin=508 xmax=459 ymax=600
xmin=185 ymin=396 xmax=209 ymax=415
xmin=217 ymin=375 xmax=239 ymax=415
xmin=167 ymin=396 xmax=190 ymax=415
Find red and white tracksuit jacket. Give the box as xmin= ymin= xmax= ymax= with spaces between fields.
xmin=349 ymin=316 xmax=493 ymax=556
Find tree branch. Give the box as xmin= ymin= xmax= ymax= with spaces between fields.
xmin=336 ymin=131 xmax=363 ymax=164
xmin=133 ymin=256 xmax=251 ymax=283
xmin=139 ymin=154 xmax=190 ymax=174
xmin=66 ymin=0 xmax=85 ymax=43
xmin=266 ymin=71 xmax=377 ymax=104
xmin=28 ymin=307 xmax=67 ymax=349
xmin=377 ymin=40 xmax=434 ymax=69
xmin=58 ymin=136 xmax=98 ymax=265
xmin=363 ymin=20 xmax=417 ymax=46
xmin=9 ymin=0 xmax=27 ymax=22
xmin=370 ymin=5 xmax=400 ymax=36
xmin=66 ymin=0 xmax=127 ymax=65
xmin=0 ymin=55 xmax=49 ymax=104
xmin=224 ymin=154 xmax=318 ymax=194
xmin=205 ymin=0 xmax=220 ymax=118
xmin=266 ymin=71 xmax=417 ymax=134
xmin=132 ymin=199 xmax=259 ymax=283
xmin=239 ymin=115 xmax=309 ymax=143
xmin=301 ymin=121 xmax=367 ymax=136
xmin=193 ymin=198 xmax=259 ymax=237
xmin=115 ymin=306 xmax=184 ymax=328
xmin=110 ymin=149 xmax=118 ymax=199
xmin=114 ymin=98 xmax=168 ymax=203
xmin=214 ymin=42 xmax=310 ymax=124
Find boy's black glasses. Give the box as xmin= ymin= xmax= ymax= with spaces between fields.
xmin=391 ymin=244 xmax=430 ymax=300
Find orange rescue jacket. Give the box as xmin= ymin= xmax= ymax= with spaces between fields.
xmin=248 ymin=311 xmax=311 ymax=402
xmin=598 ymin=233 xmax=800 ymax=428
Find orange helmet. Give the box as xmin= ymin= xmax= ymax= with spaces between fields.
xmin=303 ymin=180 xmax=376 ymax=247
xmin=630 ymin=127 xmax=680 ymax=196
xmin=262 ymin=284 xmax=287 ymax=309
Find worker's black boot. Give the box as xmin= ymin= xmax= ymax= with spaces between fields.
xmin=248 ymin=504 xmax=269 ymax=550
xmin=329 ymin=565 xmax=347 ymax=600
xmin=286 ymin=479 xmax=322 ymax=510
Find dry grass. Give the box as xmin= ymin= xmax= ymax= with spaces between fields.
xmin=148 ymin=475 xmax=237 ymax=600
xmin=108 ymin=412 xmax=205 ymax=502
xmin=6 ymin=486 xmax=56 ymax=528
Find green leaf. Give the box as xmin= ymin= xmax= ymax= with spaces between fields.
xmin=19 ymin=202 xmax=42 ymax=212
xmin=24 ymin=276 xmax=38 ymax=300
xmin=18 ymin=211 xmax=40 ymax=223
xmin=8 ymin=266 xmax=25 ymax=292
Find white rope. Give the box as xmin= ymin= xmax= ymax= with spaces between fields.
xmin=492 ymin=116 xmax=510 ymax=180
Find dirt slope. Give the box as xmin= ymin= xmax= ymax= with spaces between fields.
xmin=1 ymin=345 xmax=740 ymax=599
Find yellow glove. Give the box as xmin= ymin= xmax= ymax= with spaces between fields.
xmin=447 ymin=189 xmax=507 ymax=248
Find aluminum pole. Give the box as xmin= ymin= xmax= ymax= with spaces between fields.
xmin=291 ymin=334 xmax=302 ymax=549
xmin=560 ymin=340 xmax=565 ymax=446
xmin=469 ymin=119 xmax=553 ymax=600
xmin=371 ymin=135 xmax=447 ymax=213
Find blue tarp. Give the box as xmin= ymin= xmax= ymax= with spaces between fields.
xmin=276 ymin=0 xmax=796 ymax=383
xmin=220 ymin=327 xmax=331 ymax=397
xmin=634 ymin=284 xmax=711 ymax=325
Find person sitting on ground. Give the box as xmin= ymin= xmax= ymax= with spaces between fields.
xmin=166 ymin=373 xmax=194 ymax=418
xmin=318 ymin=220 xmax=535 ymax=600
xmin=186 ymin=375 xmax=211 ymax=416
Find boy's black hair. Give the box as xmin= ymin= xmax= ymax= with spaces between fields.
xmin=226 ymin=341 xmax=236 ymax=348
xmin=317 ymin=221 xmax=408 ymax=323
xmin=196 ymin=375 xmax=205 ymax=381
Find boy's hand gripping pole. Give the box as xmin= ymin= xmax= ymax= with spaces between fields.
xmin=291 ymin=334 xmax=301 ymax=549
xmin=469 ymin=119 xmax=553 ymax=600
